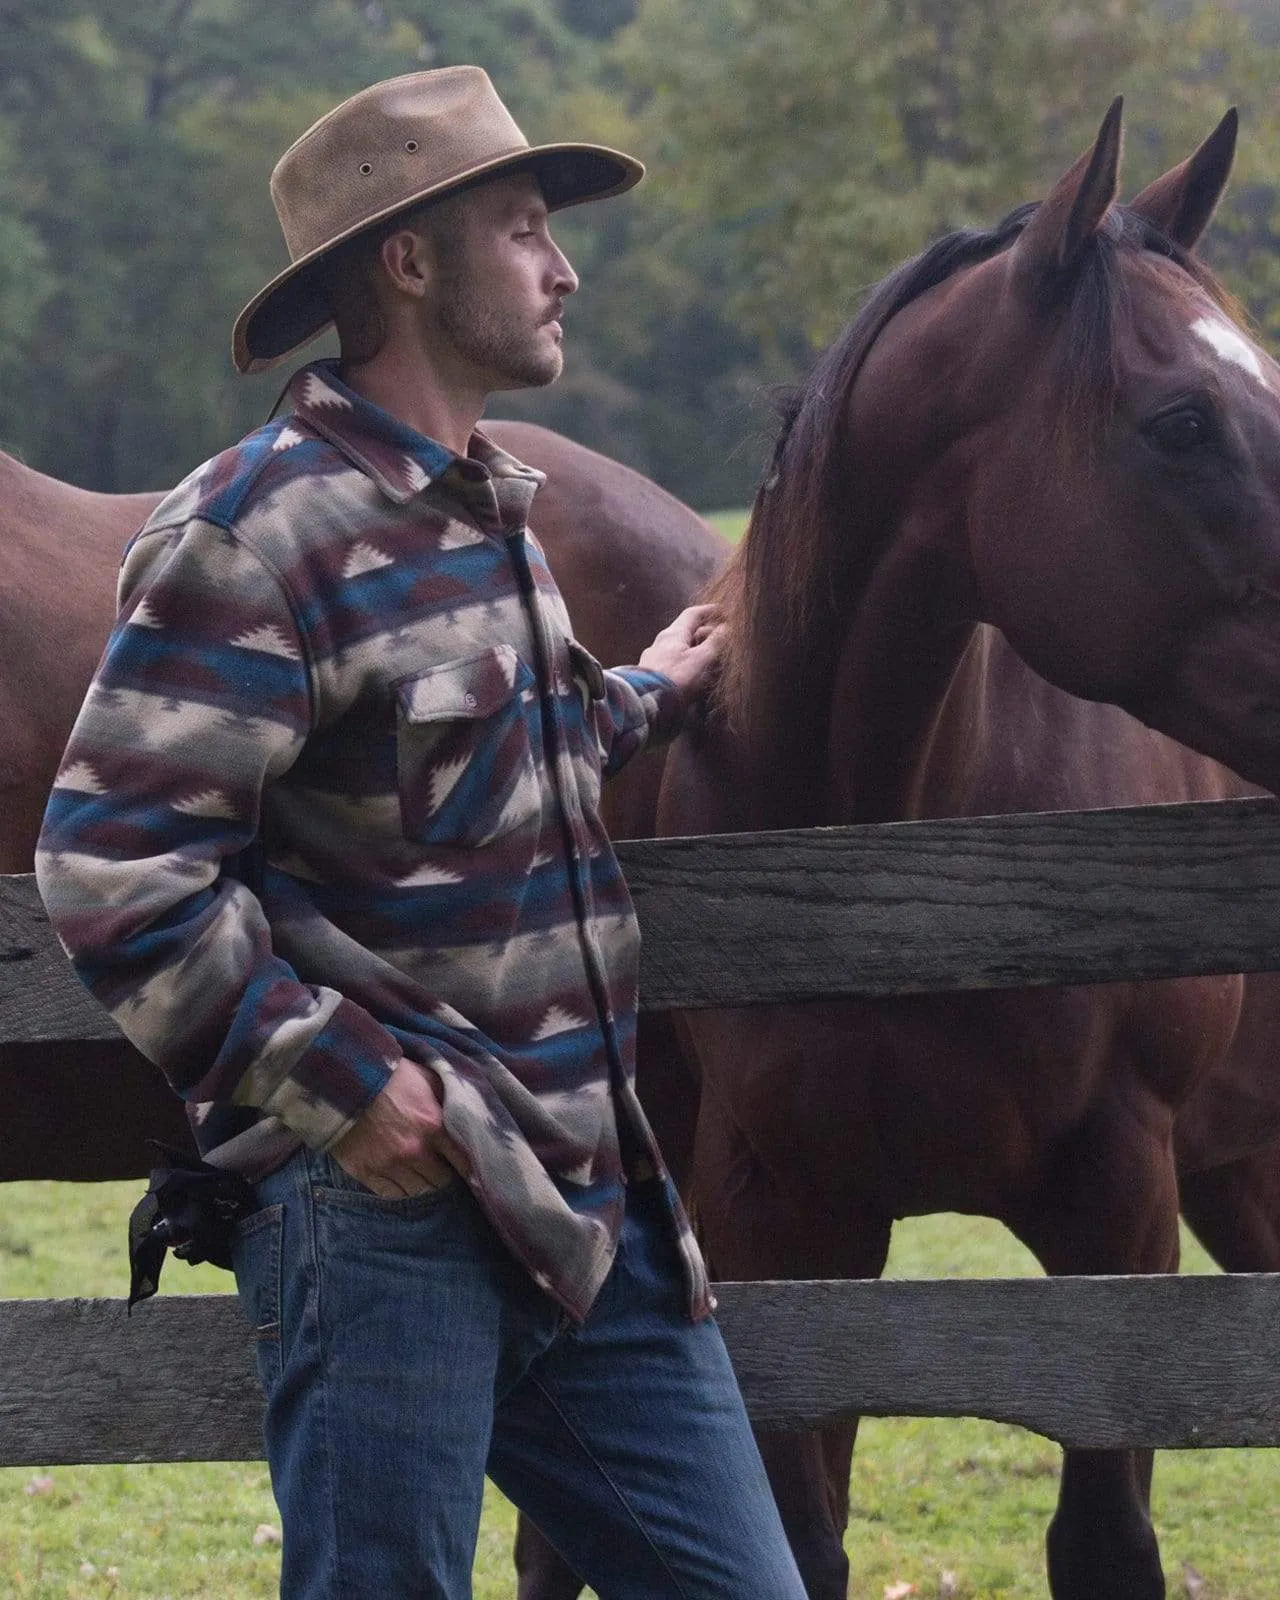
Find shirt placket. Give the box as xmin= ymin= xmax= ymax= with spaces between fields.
xmin=504 ymin=530 xmax=631 ymax=1123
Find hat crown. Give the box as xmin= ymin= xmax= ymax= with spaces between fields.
xmin=270 ymin=67 xmax=529 ymax=263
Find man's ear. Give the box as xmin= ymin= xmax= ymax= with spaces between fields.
xmin=378 ymin=227 xmax=432 ymax=298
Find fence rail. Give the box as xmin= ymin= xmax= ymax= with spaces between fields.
xmin=5 ymin=798 xmax=1280 ymax=1469
xmin=4 ymin=1272 xmax=1280 ymax=1468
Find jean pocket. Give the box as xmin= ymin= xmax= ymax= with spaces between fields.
xmin=231 ymin=1203 xmax=284 ymax=1389
xmin=313 ymin=1151 xmax=461 ymax=1215
xmin=394 ymin=644 xmax=539 ymax=847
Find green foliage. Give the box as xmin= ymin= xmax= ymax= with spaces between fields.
xmin=615 ymin=0 xmax=1280 ymax=350
xmin=3 ymin=1 xmax=1280 ymax=506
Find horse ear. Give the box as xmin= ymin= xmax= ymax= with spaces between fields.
xmin=1127 ymin=108 xmax=1238 ymax=251
xmin=1012 ymin=98 xmax=1124 ymax=293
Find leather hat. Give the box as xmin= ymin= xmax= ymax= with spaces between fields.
xmin=232 ymin=66 xmax=643 ymax=374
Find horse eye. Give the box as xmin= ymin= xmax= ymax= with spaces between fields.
xmin=1146 ymin=407 xmax=1211 ymax=454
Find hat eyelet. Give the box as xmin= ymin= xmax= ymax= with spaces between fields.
xmin=358 ymin=161 xmax=373 ymax=175
xmin=404 ymin=140 xmax=419 ymax=153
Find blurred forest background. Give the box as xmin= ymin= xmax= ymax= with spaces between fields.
xmin=3 ymin=0 xmax=1280 ymax=509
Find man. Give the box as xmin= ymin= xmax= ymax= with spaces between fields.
xmin=36 ymin=67 xmax=807 ymax=1599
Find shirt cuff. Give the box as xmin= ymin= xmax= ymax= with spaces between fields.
xmin=258 ymin=995 xmax=400 ymax=1151
xmin=611 ymin=666 xmax=687 ymax=747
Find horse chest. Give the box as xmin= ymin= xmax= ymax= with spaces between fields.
xmin=691 ymin=976 xmax=1239 ymax=1216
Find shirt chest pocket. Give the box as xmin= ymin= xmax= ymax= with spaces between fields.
xmin=565 ymin=638 xmax=607 ymax=814
xmin=395 ymin=645 xmax=540 ymax=848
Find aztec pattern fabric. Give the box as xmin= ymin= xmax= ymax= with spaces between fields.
xmin=36 ymin=361 xmax=710 ymax=1323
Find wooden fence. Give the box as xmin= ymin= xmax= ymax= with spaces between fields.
xmin=5 ymin=796 xmax=1280 ymax=1467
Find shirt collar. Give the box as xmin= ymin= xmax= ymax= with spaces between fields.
xmin=286 ymin=359 xmax=545 ymax=529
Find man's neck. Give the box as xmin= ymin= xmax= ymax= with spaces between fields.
xmin=338 ymin=341 xmax=486 ymax=458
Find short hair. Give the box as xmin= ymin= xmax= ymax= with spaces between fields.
xmin=317 ymin=177 xmax=500 ymax=363
xmin=317 ymin=203 xmax=422 ymax=364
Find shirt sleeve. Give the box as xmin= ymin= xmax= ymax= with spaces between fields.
xmin=590 ymin=666 xmax=687 ymax=780
xmin=34 ymin=516 xmax=402 ymax=1152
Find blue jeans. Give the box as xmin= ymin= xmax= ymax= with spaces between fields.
xmin=232 ymin=1146 xmax=806 ymax=1599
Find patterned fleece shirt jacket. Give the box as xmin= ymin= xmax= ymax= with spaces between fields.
xmin=36 ymin=360 xmax=711 ymax=1323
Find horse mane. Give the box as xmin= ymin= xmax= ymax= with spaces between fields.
xmin=709 ymin=201 xmax=1238 ymax=732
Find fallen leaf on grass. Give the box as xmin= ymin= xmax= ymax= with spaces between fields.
xmin=23 ymin=1475 xmax=54 ymax=1497
xmin=253 ymin=1523 xmax=283 ymax=1547
xmin=939 ymin=1573 xmax=959 ymax=1599
xmin=1182 ymin=1563 xmax=1207 ymax=1599
xmin=884 ymin=1585 xmax=918 ymax=1599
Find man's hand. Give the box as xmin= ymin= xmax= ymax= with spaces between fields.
xmin=330 ymin=1059 xmax=471 ymax=1198
xmin=637 ymin=603 xmax=726 ymax=705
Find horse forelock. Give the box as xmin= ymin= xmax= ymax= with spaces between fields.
xmin=714 ymin=199 xmax=1244 ymax=732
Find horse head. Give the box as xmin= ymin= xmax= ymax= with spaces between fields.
xmin=863 ymin=99 xmax=1280 ymax=793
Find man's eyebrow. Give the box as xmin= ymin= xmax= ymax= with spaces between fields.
xmin=499 ymin=188 xmax=549 ymax=223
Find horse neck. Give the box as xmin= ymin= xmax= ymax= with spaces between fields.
xmin=717 ymin=488 xmax=981 ymax=827
xmin=824 ymin=527 xmax=985 ymax=824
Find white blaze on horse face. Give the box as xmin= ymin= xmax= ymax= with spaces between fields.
xmin=1190 ymin=315 xmax=1272 ymax=391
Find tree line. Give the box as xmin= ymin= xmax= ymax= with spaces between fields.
xmin=2 ymin=0 xmax=1278 ymax=508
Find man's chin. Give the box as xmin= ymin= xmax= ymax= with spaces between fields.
xmin=491 ymin=353 xmax=564 ymax=392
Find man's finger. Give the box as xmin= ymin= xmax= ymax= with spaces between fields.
xmin=357 ymin=1171 xmax=409 ymax=1199
xmin=438 ymin=1132 xmax=473 ymax=1178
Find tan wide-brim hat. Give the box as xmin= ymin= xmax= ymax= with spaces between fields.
xmin=232 ymin=66 xmax=644 ymax=375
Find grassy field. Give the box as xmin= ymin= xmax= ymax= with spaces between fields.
xmin=3 ymin=1182 xmax=1278 ymax=1598
xmin=701 ymin=507 xmax=749 ymax=541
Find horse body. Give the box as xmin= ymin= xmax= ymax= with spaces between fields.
xmin=0 ymin=453 xmax=159 ymax=875
xmin=659 ymin=105 xmax=1280 ymax=1598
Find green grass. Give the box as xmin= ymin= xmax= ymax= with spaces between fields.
xmin=703 ymin=507 xmax=750 ymax=541
xmin=4 ymin=1186 xmax=1278 ymax=1598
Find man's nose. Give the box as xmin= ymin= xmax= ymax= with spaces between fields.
xmin=550 ymin=244 xmax=579 ymax=296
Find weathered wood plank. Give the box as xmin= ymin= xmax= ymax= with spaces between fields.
xmin=624 ymin=797 xmax=1280 ymax=1008
xmin=3 ymin=1274 xmax=1279 ymax=1466
xmin=712 ymin=1274 xmax=1280 ymax=1445
xmin=0 ymin=875 xmax=120 ymax=1044
xmin=7 ymin=801 xmax=1280 ymax=1042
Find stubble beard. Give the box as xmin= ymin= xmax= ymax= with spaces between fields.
xmin=436 ymin=278 xmax=563 ymax=391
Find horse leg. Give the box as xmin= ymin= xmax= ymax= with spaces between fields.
xmin=1179 ymin=1145 xmax=1280 ymax=1271
xmin=694 ymin=1090 xmax=891 ymax=1600
xmin=513 ymin=1519 xmax=584 ymax=1600
xmin=1007 ymin=1086 xmax=1180 ymax=1600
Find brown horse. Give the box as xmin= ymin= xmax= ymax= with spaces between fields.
xmin=651 ymin=103 xmax=1280 ymax=1599
xmin=0 ymin=422 xmax=725 ymax=1184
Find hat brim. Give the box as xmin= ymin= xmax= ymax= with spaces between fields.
xmin=231 ymin=142 xmax=643 ymax=375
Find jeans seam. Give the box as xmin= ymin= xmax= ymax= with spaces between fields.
xmin=526 ymin=1373 xmax=692 ymax=1600
xmin=303 ymin=1152 xmax=343 ymax=1600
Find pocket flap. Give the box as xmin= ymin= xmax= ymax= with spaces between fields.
xmin=567 ymin=639 xmax=607 ymax=701
xmin=396 ymin=645 xmax=528 ymax=722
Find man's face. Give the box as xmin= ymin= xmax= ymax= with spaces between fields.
xmin=426 ymin=173 xmax=579 ymax=392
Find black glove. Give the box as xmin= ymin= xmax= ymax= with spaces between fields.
xmin=127 ymin=1143 xmax=254 ymax=1310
